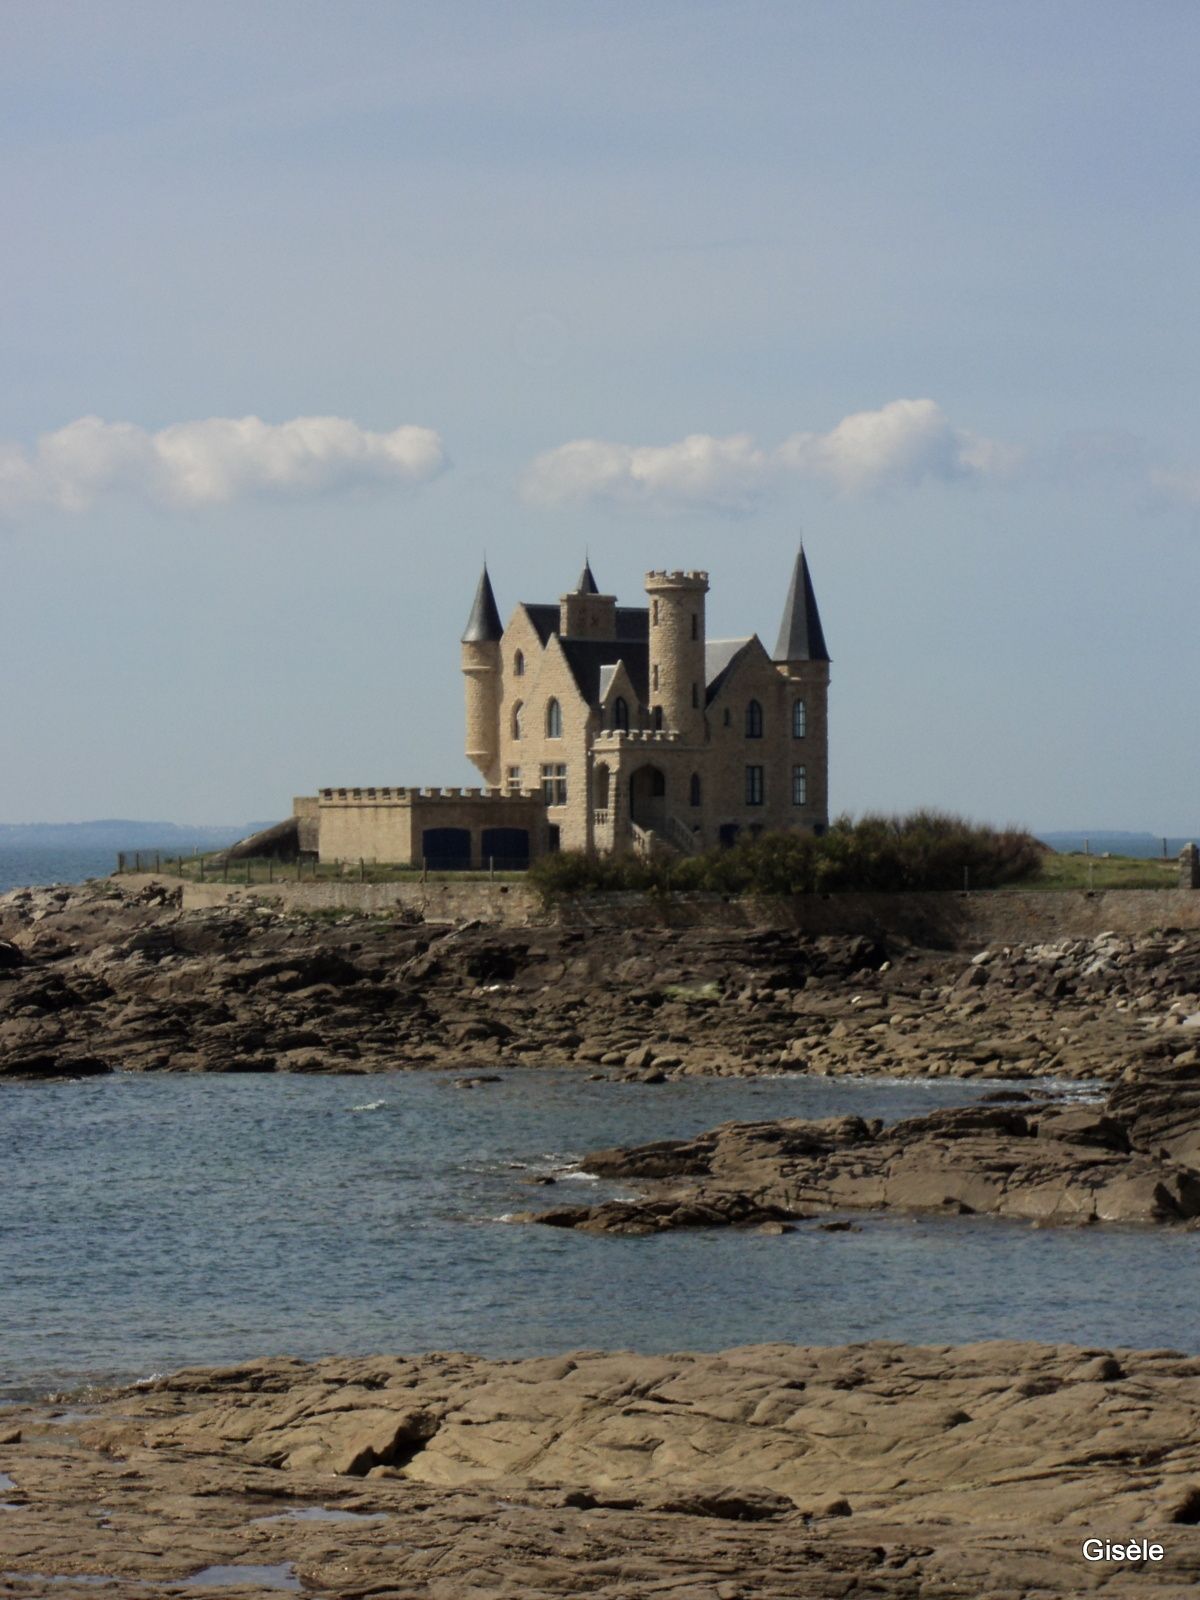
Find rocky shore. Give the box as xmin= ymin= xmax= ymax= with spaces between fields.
xmin=2 ymin=879 xmax=1199 ymax=1082
xmin=517 ymin=1070 xmax=1200 ymax=1232
xmin=3 ymin=1341 xmax=1200 ymax=1597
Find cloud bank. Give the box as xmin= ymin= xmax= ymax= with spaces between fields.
xmin=521 ymin=399 xmax=1021 ymax=513
xmin=0 ymin=414 xmax=447 ymax=514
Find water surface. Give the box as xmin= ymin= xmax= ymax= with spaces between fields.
xmin=4 ymin=1069 xmax=1196 ymax=1399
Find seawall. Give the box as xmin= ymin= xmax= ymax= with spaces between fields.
xmin=114 ymin=874 xmax=1200 ymax=947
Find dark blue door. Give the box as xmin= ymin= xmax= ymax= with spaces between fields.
xmin=422 ymin=827 xmax=472 ymax=870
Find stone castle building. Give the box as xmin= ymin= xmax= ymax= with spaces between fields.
xmin=304 ymin=550 xmax=830 ymax=868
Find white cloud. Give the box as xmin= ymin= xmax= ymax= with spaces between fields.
xmin=521 ymin=399 xmax=1019 ymax=513
xmin=522 ymin=432 xmax=770 ymax=515
xmin=0 ymin=414 xmax=447 ymax=515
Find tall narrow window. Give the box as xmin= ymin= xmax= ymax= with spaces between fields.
xmin=507 ymin=766 xmax=522 ymax=794
xmin=691 ymin=613 xmax=698 ymax=640
xmin=652 ymin=663 xmax=660 ymax=691
xmin=792 ymin=764 xmax=807 ymax=806
xmin=512 ymin=701 xmax=524 ymax=740
xmin=653 ymin=705 xmax=664 ymax=731
xmin=745 ymin=765 xmax=764 ymax=806
xmin=652 ymin=599 xmax=659 ymax=625
xmin=541 ymin=763 xmax=568 ymax=805
xmin=613 ymin=696 xmax=629 ymax=731
xmin=514 ymin=649 xmax=525 ymax=677
xmin=745 ymin=699 xmax=763 ymax=738
xmin=691 ymin=682 xmax=699 ymax=708
xmin=546 ymin=698 xmax=562 ymax=738
xmin=689 ymin=772 xmax=702 ymax=808
xmin=792 ymin=698 xmax=806 ymax=738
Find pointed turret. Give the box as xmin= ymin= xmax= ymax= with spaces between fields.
xmin=575 ymin=559 xmax=599 ymax=595
xmin=462 ymin=564 xmax=503 ymax=643
xmin=773 ymin=547 xmax=829 ymax=662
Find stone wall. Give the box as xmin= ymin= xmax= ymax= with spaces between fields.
xmin=147 ymin=873 xmax=1200 ymax=945
xmin=315 ymin=788 xmax=546 ymax=867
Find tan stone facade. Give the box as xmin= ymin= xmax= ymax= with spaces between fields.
xmin=299 ymin=550 xmax=831 ymax=867
xmin=465 ymin=552 xmax=831 ymax=859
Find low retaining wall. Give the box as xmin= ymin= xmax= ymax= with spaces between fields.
xmin=174 ymin=877 xmax=544 ymax=923
xmin=122 ymin=874 xmax=1200 ymax=946
xmin=552 ymin=888 xmax=1200 ymax=945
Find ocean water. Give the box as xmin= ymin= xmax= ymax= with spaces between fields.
xmin=3 ymin=1069 xmax=1196 ymax=1402
xmin=0 ymin=846 xmax=125 ymax=895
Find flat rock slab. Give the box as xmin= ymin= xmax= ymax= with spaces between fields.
xmin=4 ymin=1342 xmax=1200 ymax=1596
xmin=525 ymin=1084 xmax=1200 ymax=1232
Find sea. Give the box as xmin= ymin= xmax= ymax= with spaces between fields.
xmin=4 ymin=835 xmax=1200 ymax=1402
xmin=4 ymin=1069 xmax=1198 ymax=1403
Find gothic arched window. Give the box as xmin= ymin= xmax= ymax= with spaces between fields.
xmin=512 ymin=701 xmax=524 ymax=740
xmin=613 ymin=696 xmax=629 ymax=732
xmin=546 ymin=698 xmax=563 ymax=738
xmin=792 ymin=698 xmax=806 ymax=738
xmin=745 ymin=699 xmax=763 ymax=738
xmin=514 ymin=649 xmax=525 ymax=677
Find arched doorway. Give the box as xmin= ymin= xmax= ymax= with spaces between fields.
xmin=629 ymin=764 xmax=667 ymax=829
xmin=481 ymin=827 xmax=530 ymax=868
xmin=422 ymin=827 xmax=471 ymax=870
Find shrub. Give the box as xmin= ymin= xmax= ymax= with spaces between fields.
xmin=528 ymin=812 xmax=1042 ymax=903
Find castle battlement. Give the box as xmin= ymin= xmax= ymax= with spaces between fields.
xmin=319 ymin=786 xmax=541 ymax=805
xmin=593 ymin=729 xmax=683 ymax=745
xmin=644 ymin=569 xmax=708 ymax=585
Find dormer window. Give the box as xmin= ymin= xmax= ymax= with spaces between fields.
xmin=613 ymin=696 xmax=629 ymax=732
xmin=514 ymin=649 xmax=525 ymax=677
xmin=745 ymin=699 xmax=763 ymax=738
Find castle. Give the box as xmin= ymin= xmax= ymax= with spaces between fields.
xmin=302 ymin=550 xmax=830 ymax=869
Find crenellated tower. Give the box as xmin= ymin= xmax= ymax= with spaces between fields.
xmin=645 ymin=569 xmax=709 ymax=743
xmin=461 ymin=564 xmax=503 ymax=784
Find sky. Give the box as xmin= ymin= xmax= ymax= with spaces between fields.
xmin=2 ymin=0 xmax=1198 ymax=831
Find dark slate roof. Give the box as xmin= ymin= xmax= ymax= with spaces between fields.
xmin=560 ymin=639 xmax=649 ymax=707
xmin=704 ymin=638 xmax=755 ymax=704
xmin=576 ymin=560 xmax=599 ymax=594
xmin=615 ymin=606 xmax=649 ymax=641
xmin=522 ymin=604 xmax=559 ymax=646
xmin=461 ymin=566 xmax=503 ymax=643
xmin=773 ymin=548 xmax=830 ymax=662
xmin=521 ymin=602 xmax=649 ymax=647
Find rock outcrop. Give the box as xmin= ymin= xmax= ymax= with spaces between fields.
xmin=523 ymin=1078 xmax=1200 ymax=1231
xmin=3 ymin=879 xmax=1200 ymax=1082
xmin=3 ymin=1342 xmax=1200 ymax=1596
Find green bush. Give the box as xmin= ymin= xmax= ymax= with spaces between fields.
xmin=528 ymin=811 xmax=1042 ymax=904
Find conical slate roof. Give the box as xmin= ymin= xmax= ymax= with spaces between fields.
xmin=576 ymin=559 xmax=599 ymax=594
xmin=461 ymin=565 xmax=503 ymax=643
xmin=773 ymin=547 xmax=830 ymax=662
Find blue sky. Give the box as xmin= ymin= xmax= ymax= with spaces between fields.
xmin=2 ymin=0 xmax=1197 ymax=830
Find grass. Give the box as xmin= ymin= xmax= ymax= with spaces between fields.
xmin=1018 ymin=852 xmax=1179 ymax=892
xmin=117 ymin=855 xmax=528 ymax=886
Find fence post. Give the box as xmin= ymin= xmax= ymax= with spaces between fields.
xmin=268 ymin=858 xmax=273 ymax=883
xmin=199 ymin=855 xmax=205 ymax=882
xmin=962 ymin=866 xmax=969 ymax=892
xmin=360 ymin=857 xmax=365 ymax=881
xmin=489 ymin=855 xmax=495 ymax=882
xmin=117 ymin=852 xmax=125 ymax=874
xmin=154 ymin=851 xmax=160 ymax=873
xmin=422 ymin=856 xmax=428 ymax=885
